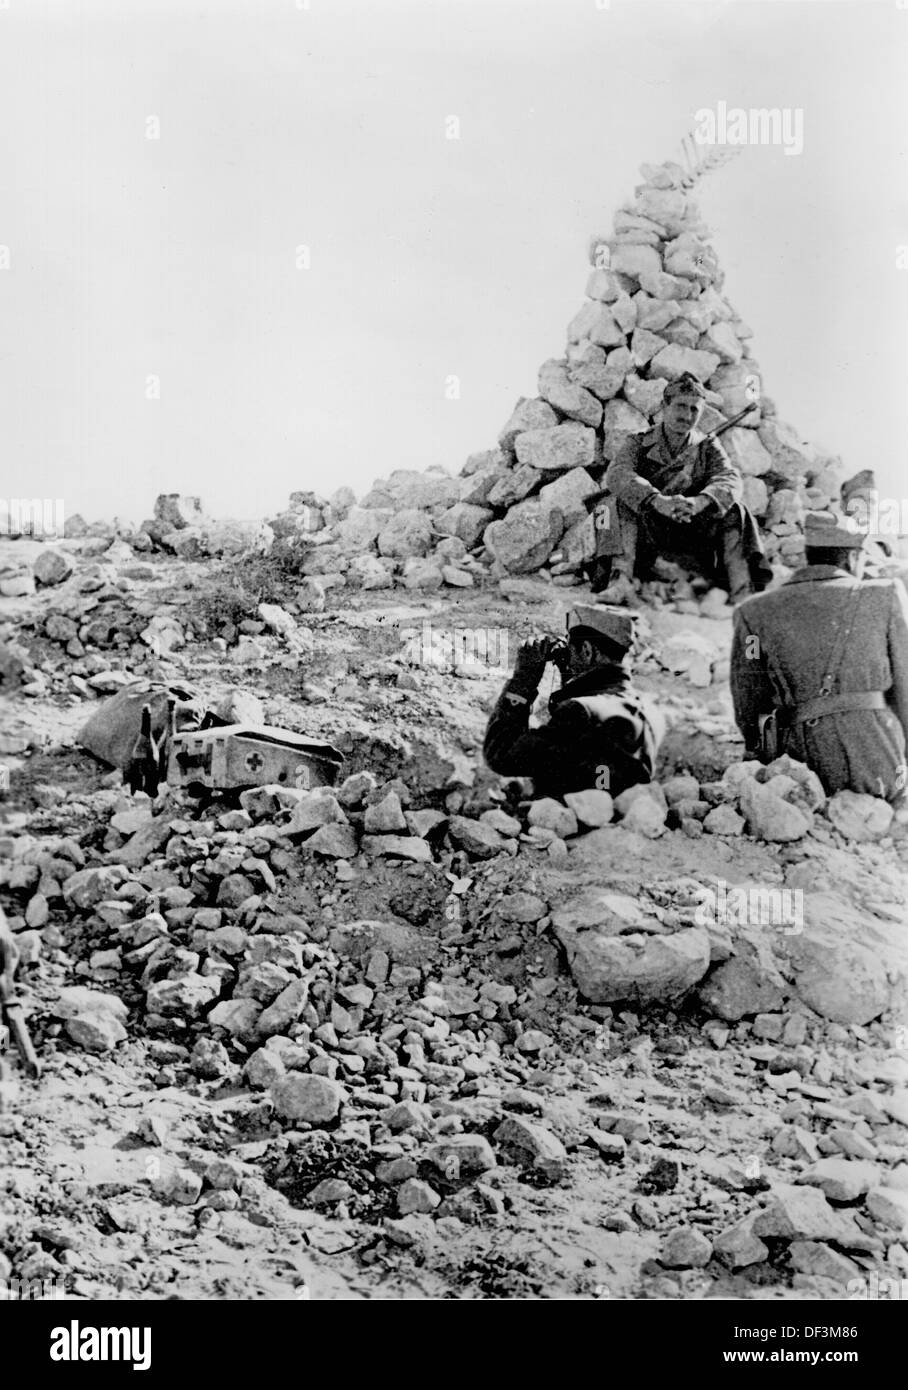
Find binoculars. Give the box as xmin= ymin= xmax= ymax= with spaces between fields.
xmin=540 ymin=636 xmax=571 ymax=673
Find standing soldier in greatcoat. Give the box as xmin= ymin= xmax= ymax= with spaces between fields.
xmin=730 ymin=514 xmax=908 ymax=801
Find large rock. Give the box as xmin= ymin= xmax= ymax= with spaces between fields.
xmin=33 ymin=549 xmax=75 ymax=586
xmin=402 ymin=557 xmax=444 ymax=590
xmin=208 ymin=998 xmax=262 ymax=1038
xmin=65 ymin=1011 xmax=127 ymax=1053
xmin=483 ymin=500 xmax=564 ymax=573
xmin=460 ymin=466 xmax=506 ymax=506
xmin=557 ymin=514 xmax=596 ymax=566
xmin=348 ymin=555 xmax=393 ymax=589
xmin=826 ymin=791 xmax=893 ymax=843
xmin=566 ymin=301 xmax=625 ymax=348
xmin=447 ymin=816 xmax=507 ymax=859
xmin=527 ymin=798 xmax=578 ymax=838
xmin=462 ymin=446 xmax=506 ymax=477
xmin=63 ymin=865 xmax=130 ymax=909
xmin=256 ymin=979 xmax=310 ymax=1037
xmin=713 ymin=1216 xmax=769 ymax=1269
xmin=362 ymin=469 xmax=459 ymax=512
xmin=538 ymin=469 xmax=598 ymax=527
xmin=271 ymin=1074 xmax=345 ymax=1124
xmin=145 ymin=974 xmax=221 ymax=1017
xmin=493 ymin=1117 xmax=568 ymax=1180
xmin=435 ymin=503 xmax=494 ymax=548
xmin=758 ymin=419 xmax=818 ymax=480
xmin=600 ymin=399 xmax=650 ymax=460
xmin=54 ymin=987 xmax=128 ymax=1024
xmin=739 ymin=779 xmax=812 ymax=842
xmin=363 ymin=792 xmax=408 ymax=834
xmin=622 ymin=375 xmax=668 ymax=419
xmin=753 ymin=756 xmax=825 ymax=814
xmin=305 ymin=823 xmax=359 ymax=858
xmin=709 ymin=364 xmax=761 ymax=419
xmin=538 ymin=360 xmax=603 ymax=428
xmin=337 ymin=507 xmax=392 ymax=549
xmin=563 ymin=789 xmax=614 ymax=827
xmin=660 ymin=1227 xmax=713 ymax=1269
xmin=663 ymin=234 xmax=718 ymax=284
xmin=630 ymin=328 xmax=668 ymax=366
xmin=205 ymin=520 xmax=274 ymax=556
xmin=498 ymin=397 xmax=558 ymax=456
xmin=608 ymin=243 xmax=662 ymax=281
xmin=634 ymin=294 xmax=680 ymax=331
xmin=514 ymin=422 xmax=596 ymax=473
xmin=722 ymin=428 xmax=772 ymax=478
xmin=636 ymin=269 xmax=695 ymax=303
xmin=620 ymin=796 xmax=668 ymax=838
xmin=649 ymin=344 xmax=720 ymax=382
xmin=865 ymin=1188 xmax=908 ymax=1233
xmin=702 ymin=320 xmax=743 ymax=363
xmin=487 ymin=464 xmax=540 ymax=509
xmin=753 ymin=1183 xmax=863 ymax=1243
xmin=776 ymin=893 xmax=902 ymax=1026
xmin=153 ymin=494 xmax=206 ymax=532
xmin=377 ymin=509 xmax=434 ymax=558
xmin=796 ymin=1159 xmax=879 ymax=1202
xmin=571 ymin=357 xmax=630 ymax=402
xmin=697 ymin=933 xmax=787 ymax=1021
xmin=552 ymin=890 xmax=710 ymax=1003
xmin=288 ymin=790 xmax=348 ymax=836
xmin=584 ymin=268 xmax=623 ymax=301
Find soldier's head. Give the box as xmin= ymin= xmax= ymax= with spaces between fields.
xmin=662 ymin=373 xmax=706 ymax=438
xmin=804 ymin=513 xmax=867 ymax=577
xmin=565 ymin=605 xmax=636 ymax=676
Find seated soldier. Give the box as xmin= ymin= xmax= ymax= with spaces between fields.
xmin=483 ymin=604 xmax=661 ymax=799
xmin=596 ymin=372 xmax=772 ymax=605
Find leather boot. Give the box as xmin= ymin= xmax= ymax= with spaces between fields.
xmin=595 ymin=567 xmax=641 ymax=607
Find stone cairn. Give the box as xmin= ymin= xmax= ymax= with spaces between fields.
xmin=450 ymin=155 xmax=848 ymax=585
xmin=280 ymin=153 xmax=853 ymax=596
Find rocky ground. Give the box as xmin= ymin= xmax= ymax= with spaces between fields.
xmin=1 ymin=530 xmax=907 ymax=1304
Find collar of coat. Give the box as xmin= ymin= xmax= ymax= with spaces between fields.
xmin=642 ymin=423 xmax=705 ymax=463
xmin=549 ymin=665 xmax=631 ymax=708
xmin=786 ymin=564 xmax=857 ymax=585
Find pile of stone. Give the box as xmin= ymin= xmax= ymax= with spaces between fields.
xmin=4 ymin=739 xmax=903 ymax=1038
xmin=3 ymin=759 xmax=907 ymax=1289
xmin=449 ymin=157 xmax=852 ymax=584
xmin=272 ymin=474 xmax=487 ymax=599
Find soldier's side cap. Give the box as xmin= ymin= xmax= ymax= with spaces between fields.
xmin=663 ymin=372 xmax=707 ymax=402
xmin=566 ymin=604 xmax=637 ymax=649
xmin=840 ymin=469 xmax=877 ymax=503
xmin=803 ymin=512 xmax=867 ymax=548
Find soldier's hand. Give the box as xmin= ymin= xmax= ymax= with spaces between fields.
xmin=512 ymin=637 xmax=552 ymax=687
xmin=677 ymin=494 xmax=711 ymax=521
xmin=652 ymin=494 xmax=688 ymax=521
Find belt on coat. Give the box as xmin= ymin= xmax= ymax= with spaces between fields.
xmin=779 ymin=691 xmax=887 ymax=727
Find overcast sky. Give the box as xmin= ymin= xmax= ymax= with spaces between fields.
xmin=2 ymin=0 xmax=906 ymax=524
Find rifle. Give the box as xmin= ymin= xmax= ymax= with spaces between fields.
xmin=701 ymin=401 xmax=759 ymax=442
xmin=0 ymin=930 xmax=41 ymax=1080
